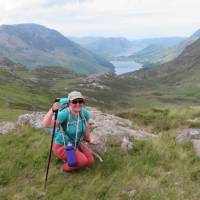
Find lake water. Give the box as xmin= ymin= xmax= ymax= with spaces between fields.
xmin=110 ymin=60 xmax=143 ymax=75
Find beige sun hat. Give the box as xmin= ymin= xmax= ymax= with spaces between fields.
xmin=68 ymin=91 xmax=84 ymax=101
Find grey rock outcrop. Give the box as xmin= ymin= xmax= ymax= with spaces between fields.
xmin=87 ymin=107 xmax=155 ymax=152
xmin=79 ymin=72 xmax=114 ymax=90
xmin=1 ymin=107 xmax=155 ymax=153
xmin=17 ymin=112 xmax=45 ymax=128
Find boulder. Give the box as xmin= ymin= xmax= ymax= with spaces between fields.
xmin=122 ymin=187 xmax=136 ymax=198
xmin=121 ymin=137 xmax=133 ymax=152
xmin=192 ymin=139 xmax=200 ymax=157
xmin=176 ymin=129 xmax=200 ymax=144
xmin=87 ymin=107 xmax=155 ymax=152
xmin=177 ymin=129 xmax=200 ymax=157
xmin=17 ymin=112 xmax=45 ymax=128
xmin=0 ymin=121 xmax=16 ymax=134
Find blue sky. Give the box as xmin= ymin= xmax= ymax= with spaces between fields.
xmin=0 ymin=0 xmax=200 ymax=39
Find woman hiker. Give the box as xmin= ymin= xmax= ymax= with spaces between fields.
xmin=42 ymin=91 xmax=95 ymax=172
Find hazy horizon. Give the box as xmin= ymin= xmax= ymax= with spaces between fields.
xmin=68 ymin=35 xmax=187 ymax=40
xmin=0 ymin=0 xmax=200 ymax=39
xmin=0 ymin=22 xmax=193 ymax=40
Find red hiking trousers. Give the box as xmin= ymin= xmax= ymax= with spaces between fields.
xmin=52 ymin=142 xmax=95 ymax=172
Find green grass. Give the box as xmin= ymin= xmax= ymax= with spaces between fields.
xmin=0 ymin=66 xmax=82 ymax=112
xmin=115 ymin=106 xmax=200 ymax=132
xmin=0 ymin=83 xmax=52 ymax=111
xmin=1 ymin=107 xmax=200 ymax=199
xmin=0 ymin=108 xmax=32 ymax=122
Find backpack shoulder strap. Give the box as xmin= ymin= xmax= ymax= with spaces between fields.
xmin=80 ymin=108 xmax=87 ymax=126
xmin=59 ymin=108 xmax=74 ymax=144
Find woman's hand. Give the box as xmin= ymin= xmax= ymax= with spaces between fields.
xmin=52 ymin=102 xmax=60 ymax=112
xmin=90 ymin=138 xmax=98 ymax=145
xmin=42 ymin=102 xmax=60 ymax=128
xmin=88 ymin=119 xmax=95 ymax=125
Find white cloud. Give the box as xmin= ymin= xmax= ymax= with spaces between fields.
xmin=0 ymin=0 xmax=200 ymax=38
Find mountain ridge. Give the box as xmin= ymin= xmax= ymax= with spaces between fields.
xmin=130 ymin=29 xmax=200 ymax=67
xmin=71 ymin=36 xmax=184 ymax=58
xmin=0 ymin=23 xmax=114 ymax=75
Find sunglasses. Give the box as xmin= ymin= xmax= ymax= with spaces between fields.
xmin=71 ymin=99 xmax=84 ymax=104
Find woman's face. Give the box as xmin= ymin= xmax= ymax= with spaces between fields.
xmin=69 ymin=98 xmax=84 ymax=112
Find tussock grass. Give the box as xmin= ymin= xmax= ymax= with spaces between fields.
xmin=115 ymin=106 xmax=200 ymax=132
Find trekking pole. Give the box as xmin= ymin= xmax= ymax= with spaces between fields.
xmin=90 ymin=149 xmax=103 ymax=162
xmin=44 ymin=98 xmax=60 ymax=190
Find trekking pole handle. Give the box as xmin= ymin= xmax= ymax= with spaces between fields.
xmin=52 ymin=98 xmax=60 ymax=113
xmin=54 ymin=98 xmax=60 ymax=103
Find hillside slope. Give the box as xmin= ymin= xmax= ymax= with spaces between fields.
xmin=130 ymin=29 xmax=200 ymax=66
xmin=130 ymin=44 xmax=168 ymax=66
xmin=0 ymin=60 xmax=86 ymax=116
xmin=71 ymin=37 xmax=135 ymax=57
xmin=1 ymin=33 xmax=200 ymax=115
xmin=109 ymin=37 xmax=200 ymax=106
xmin=129 ymin=37 xmax=200 ymax=82
xmin=0 ymin=24 xmax=114 ymax=75
xmin=83 ymin=37 xmax=200 ymax=109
